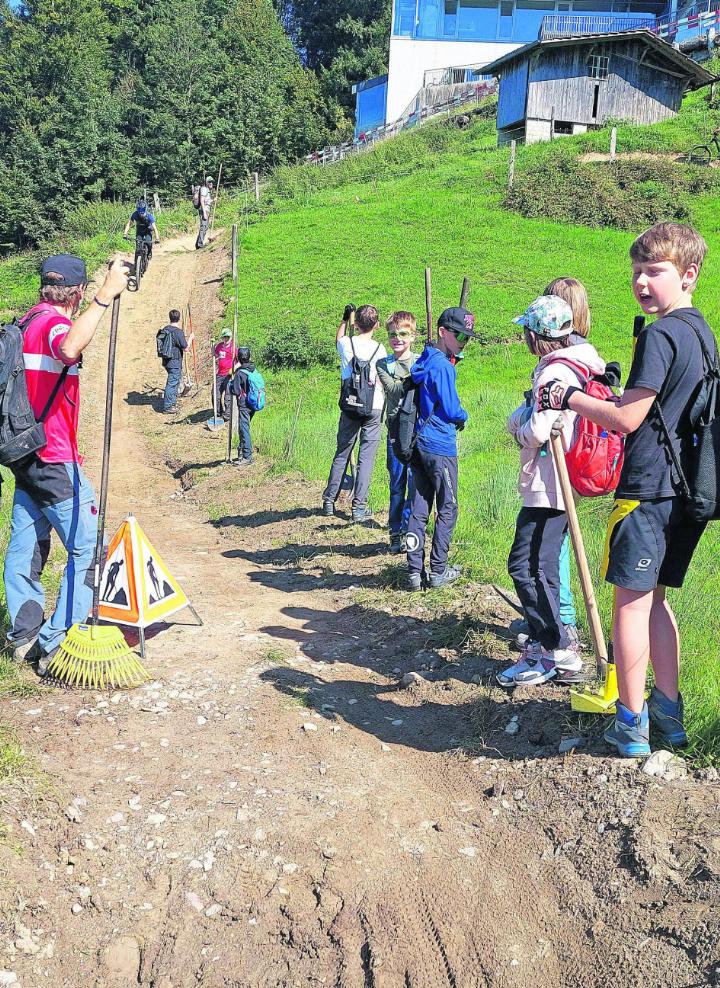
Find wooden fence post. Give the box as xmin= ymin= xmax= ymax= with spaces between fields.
xmin=253 ymin=172 xmax=260 ymax=202
xmin=508 ymin=139 xmax=516 ymax=189
xmin=550 ymin=106 xmax=555 ymax=140
xmin=610 ymin=126 xmax=617 ymax=162
xmin=153 ymin=192 xmax=161 ymax=214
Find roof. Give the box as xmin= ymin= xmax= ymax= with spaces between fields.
xmin=481 ymin=29 xmax=716 ymax=89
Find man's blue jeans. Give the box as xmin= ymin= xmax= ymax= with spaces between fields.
xmin=559 ymin=532 xmax=577 ymax=626
xmin=4 ymin=463 xmax=97 ymax=655
xmin=163 ymin=358 xmax=182 ymax=410
xmin=386 ymin=438 xmax=414 ymax=535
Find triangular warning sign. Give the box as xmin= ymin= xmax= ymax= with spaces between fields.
xmin=99 ymin=516 xmax=191 ymax=629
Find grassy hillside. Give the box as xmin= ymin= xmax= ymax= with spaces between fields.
xmin=226 ymin=94 xmax=720 ymax=761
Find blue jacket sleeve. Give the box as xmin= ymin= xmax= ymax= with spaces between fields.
xmin=435 ymin=362 xmax=468 ymax=424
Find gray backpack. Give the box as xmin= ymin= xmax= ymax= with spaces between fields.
xmin=0 ymin=313 xmax=68 ymax=467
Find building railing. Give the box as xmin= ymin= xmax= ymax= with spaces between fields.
xmin=423 ymin=64 xmax=495 ymax=87
xmin=539 ymin=14 xmax=655 ymax=38
xmin=305 ymin=82 xmax=497 ymax=168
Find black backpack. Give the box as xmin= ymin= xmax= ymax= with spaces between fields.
xmin=653 ymin=314 xmax=720 ymax=523
xmin=0 ymin=313 xmax=68 ymax=467
xmin=339 ymin=338 xmax=380 ymax=418
xmin=156 ymin=326 xmax=175 ymax=360
xmin=387 ymin=377 xmax=436 ymax=465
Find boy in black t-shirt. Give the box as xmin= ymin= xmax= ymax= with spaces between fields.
xmin=537 ymin=222 xmax=714 ymax=757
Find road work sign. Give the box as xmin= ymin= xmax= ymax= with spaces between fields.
xmin=99 ymin=515 xmax=190 ymax=628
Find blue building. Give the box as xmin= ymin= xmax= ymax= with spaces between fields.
xmin=355 ymin=0 xmax=673 ymax=135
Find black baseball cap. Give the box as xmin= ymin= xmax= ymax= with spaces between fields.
xmin=40 ymin=254 xmax=89 ymax=287
xmin=437 ymin=307 xmax=480 ymax=340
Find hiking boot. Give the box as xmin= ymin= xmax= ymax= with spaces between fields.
xmin=12 ymin=639 xmax=40 ymax=664
xmin=36 ymin=646 xmax=60 ymax=679
xmin=407 ymin=571 xmax=423 ymax=591
xmin=428 ymin=565 xmax=461 ymax=589
xmin=389 ymin=533 xmax=404 ymax=554
xmin=496 ymin=640 xmax=540 ymax=687
xmin=648 ymin=686 xmax=688 ymax=748
xmin=162 ymin=406 xmax=178 ymax=415
xmin=604 ymin=701 xmax=651 ymax=758
xmin=351 ymin=507 xmax=373 ymax=523
xmin=233 ymin=458 xmax=253 ymax=468
xmin=322 ymin=500 xmax=335 ymax=517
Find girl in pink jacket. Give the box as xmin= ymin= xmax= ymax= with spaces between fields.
xmin=499 ymin=295 xmax=606 ymax=687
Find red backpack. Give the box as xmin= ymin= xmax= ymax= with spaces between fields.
xmin=550 ymin=358 xmax=624 ymax=498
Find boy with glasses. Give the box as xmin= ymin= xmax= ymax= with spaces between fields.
xmin=406 ymin=307 xmax=478 ymax=590
xmin=376 ymin=312 xmax=420 ymax=553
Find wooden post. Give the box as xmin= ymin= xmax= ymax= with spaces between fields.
xmin=508 ymin=139 xmax=516 ymax=189
xmin=153 ymin=192 xmax=161 ymax=215
xmin=210 ymin=162 xmax=223 ymax=235
xmin=227 ymin=224 xmax=239 ymax=464
xmin=459 ymin=277 xmax=470 ymax=308
xmin=253 ymin=172 xmax=260 ymax=202
xmin=550 ymin=106 xmax=555 ymax=140
xmin=610 ymin=126 xmax=617 ymax=161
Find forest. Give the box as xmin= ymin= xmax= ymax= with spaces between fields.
xmin=0 ymin=0 xmax=391 ymax=248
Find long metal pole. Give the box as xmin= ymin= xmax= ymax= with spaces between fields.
xmin=227 ymin=224 xmax=239 ymax=463
xmin=424 ymin=267 xmax=432 ymax=344
xmin=91 ymin=296 xmax=121 ymax=629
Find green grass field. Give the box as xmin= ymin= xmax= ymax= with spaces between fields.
xmin=1 ymin=90 xmax=719 ymax=762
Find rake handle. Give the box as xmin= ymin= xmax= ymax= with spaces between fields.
xmin=91 ymin=295 xmax=121 ymax=626
xmin=550 ymin=434 xmax=608 ymax=678
xmin=425 ymin=267 xmax=432 ymax=344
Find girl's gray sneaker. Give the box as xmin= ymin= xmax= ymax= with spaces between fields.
xmin=428 ymin=565 xmax=461 ymax=589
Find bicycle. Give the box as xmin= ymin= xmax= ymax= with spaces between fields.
xmin=687 ymin=128 xmax=720 ymax=166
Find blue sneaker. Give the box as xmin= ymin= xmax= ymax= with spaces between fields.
xmin=648 ymin=686 xmax=688 ymax=748
xmin=604 ymin=701 xmax=651 ymax=758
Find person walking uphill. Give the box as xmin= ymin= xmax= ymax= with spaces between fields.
xmin=3 ymin=253 xmax=129 ymax=675
xmin=195 ymin=176 xmax=214 ymax=250
xmin=322 ymin=304 xmax=387 ymax=522
xmin=406 ymin=307 xmax=478 ymax=590
xmin=157 ymin=309 xmax=194 ymax=414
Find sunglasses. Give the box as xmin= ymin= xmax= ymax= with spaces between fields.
xmin=449 ymin=329 xmax=473 ymax=344
xmin=388 ymin=331 xmax=413 ymax=340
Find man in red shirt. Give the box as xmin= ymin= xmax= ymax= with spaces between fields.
xmin=213 ymin=328 xmax=234 ymax=422
xmin=3 ymin=253 xmax=128 ymax=674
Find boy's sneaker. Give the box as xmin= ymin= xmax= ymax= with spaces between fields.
xmin=322 ymin=500 xmax=335 ymax=517
xmin=515 ymin=647 xmax=582 ymax=686
xmin=428 ymin=565 xmax=461 ymax=589
xmin=389 ymin=533 xmax=404 ymax=554
xmin=407 ymin=571 xmax=423 ymax=591
xmin=604 ymin=701 xmax=651 ymax=758
xmin=351 ymin=507 xmax=373 ymax=523
xmin=496 ymin=640 xmax=540 ymax=687
xmin=648 ymin=686 xmax=688 ymax=748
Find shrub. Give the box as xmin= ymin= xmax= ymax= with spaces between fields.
xmin=261 ymin=325 xmax=334 ymax=370
xmin=504 ymin=154 xmax=720 ymax=230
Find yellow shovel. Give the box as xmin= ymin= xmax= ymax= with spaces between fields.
xmin=550 ymin=434 xmax=618 ymax=714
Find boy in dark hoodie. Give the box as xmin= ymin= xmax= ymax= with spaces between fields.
xmin=231 ymin=346 xmax=257 ymax=466
xmin=406 ymin=307 xmax=478 ymax=590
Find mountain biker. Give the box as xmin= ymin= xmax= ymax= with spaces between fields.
xmin=123 ymin=199 xmax=160 ymax=261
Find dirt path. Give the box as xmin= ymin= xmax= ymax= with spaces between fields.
xmin=1 ymin=234 xmax=719 ymax=988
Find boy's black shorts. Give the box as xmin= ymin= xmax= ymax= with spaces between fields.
xmin=602 ymin=497 xmax=706 ymax=591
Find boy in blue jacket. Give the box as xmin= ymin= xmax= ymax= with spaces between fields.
xmin=406 ymin=307 xmax=478 ymax=590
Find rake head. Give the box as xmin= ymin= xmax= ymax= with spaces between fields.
xmin=47 ymin=623 xmax=150 ymax=690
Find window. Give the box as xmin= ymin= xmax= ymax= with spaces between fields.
xmin=514 ymin=0 xmax=555 ymax=39
xmin=554 ymin=120 xmax=573 ymax=134
xmin=393 ymin=0 xmax=417 ymax=36
xmin=444 ymin=0 xmax=459 ymax=34
xmin=588 ymin=54 xmax=610 ymax=79
xmin=458 ymin=0 xmax=500 ymax=38
xmin=417 ymin=0 xmax=442 ymax=37
xmin=499 ymin=0 xmax=514 ymax=37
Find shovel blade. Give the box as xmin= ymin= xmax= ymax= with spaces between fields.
xmin=570 ymin=662 xmax=618 ymax=715
xmin=205 ymin=417 xmax=225 ymax=432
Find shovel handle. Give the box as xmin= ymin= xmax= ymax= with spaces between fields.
xmin=425 ymin=267 xmax=432 ymax=344
xmin=550 ymin=434 xmax=608 ymax=677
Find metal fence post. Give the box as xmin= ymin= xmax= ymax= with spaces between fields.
xmin=508 ymin=139 xmax=516 ymax=189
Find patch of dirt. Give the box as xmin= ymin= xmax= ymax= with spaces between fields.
xmin=579 ymin=150 xmax=719 ymax=166
xmin=1 ymin=232 xmax=720 ymax=988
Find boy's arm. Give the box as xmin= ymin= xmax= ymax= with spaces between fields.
xmin=435 ymin=363 xmax=468 ymax=424
xmin=336 ymin=304 xmax=355 ymax=343
xmin=376 ymin=359 xmax=404 ymax=399
xmin=151 ymin=221 xmax=160 ymax=242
